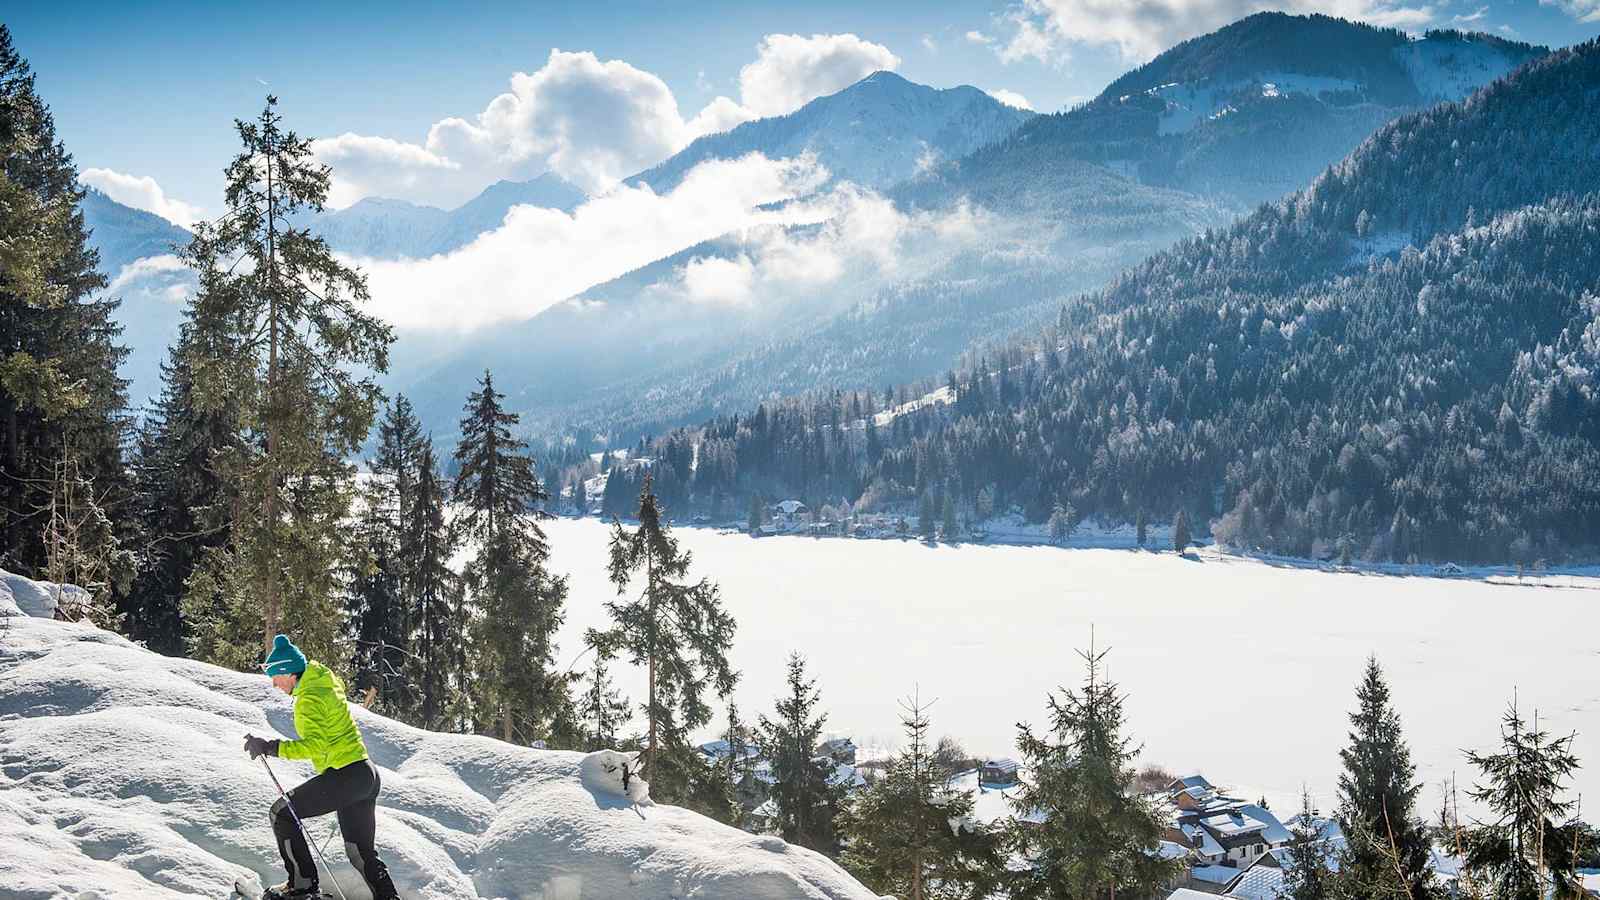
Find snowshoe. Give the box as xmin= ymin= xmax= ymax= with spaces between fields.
xmin=263 ymin=885 xmax=328 ymax=900
xmin=233 ymin=879 xmax=334 ymax=900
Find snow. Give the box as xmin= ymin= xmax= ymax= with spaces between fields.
xmin=0 ymin=578 xmax=886 ymax=899
xmin=1393 ymin=37 xmax=1527 ymax=104
xmin=1145 ymin=73 xmax=1360 ymax=135
xmin=1227 ymin=863 xmax=1286 ymax=899
xmin=540 ymin=517 xmax=1600 ymax=822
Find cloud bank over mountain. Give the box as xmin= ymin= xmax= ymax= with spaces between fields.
xmin=314 ymin=33 xmax=903 ymax=209
xmin=79 ymin=168 xmax=203 ymax=227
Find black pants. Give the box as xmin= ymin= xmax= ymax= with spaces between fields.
xmin=270 ymin=759 xmax=397 ymax=898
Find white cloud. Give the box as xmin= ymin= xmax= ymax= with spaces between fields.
xmin=921 ymin=33 xmax=939 ymax=52
xmin=356 ymin=153 xmax=829 ymax=332
xmin=655 ymin=184 xmax=990 ymax=310
xmin=315 ymin=49 xmax=695 ymax=206
xmin=735 ymin=33 xmax=902 ymax=118
xmin=314 ymin=35 xmax=902 ymax=210
xmin=987 ymin=88 xmax=1035 ymax=110
xmin=1541 ymin=0 xmax=1600 ymax=22
xmin=80 ymin=168 xmax=204 ymax=227
xmin=965 ymin=30 xmax=995 ymax=44
xmin=991 ymin=0 xmax=1439 ymax=64
xmin=312 ymin=134 xmax=460 ymax=209
xmin=105 ymin=254 xmax=189 ymax=296
xmin=686 ymin=95 xmax=758 ymax=138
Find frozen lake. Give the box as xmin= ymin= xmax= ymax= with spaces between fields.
xmin=543 ymin=517 xmax=1600 ymax=817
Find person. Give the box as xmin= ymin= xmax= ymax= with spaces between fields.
xmin=244 ymin=634 xmax=400 ymax=900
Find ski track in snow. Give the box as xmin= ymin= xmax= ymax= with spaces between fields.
xmin=0 ymin=577 xmax=886 ymax=900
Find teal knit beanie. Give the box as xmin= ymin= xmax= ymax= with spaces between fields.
xmin=262 ymin=634 xmax=307 ymax=677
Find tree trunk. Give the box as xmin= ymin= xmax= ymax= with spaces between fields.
xmin=646 ymin=545 xmax=657 ymax=780
xmin=261 ymin=124 xmax=281 ymax=653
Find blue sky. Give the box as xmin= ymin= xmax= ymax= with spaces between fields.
xmin=8 ymin=0 xmax=1596 ymax=219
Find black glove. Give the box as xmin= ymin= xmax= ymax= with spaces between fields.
xmin=243 ymin=734 xmax=279 ymax=760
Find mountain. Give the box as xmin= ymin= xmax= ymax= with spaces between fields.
xmin=399 ymin=157 xmax=1232 ymax=440
xmin=634 ymin=71 xmax=1033 ymax=192
xmin=0 ymin=570 xmax=884 ymax=899
xmin=80 ymin=186 xmax=189 ymax=273
xmin=310 ymin=172 xmax=587 ymax=258
xmin=396 ymin=66 xmax=1228 ymax=440
xmin=619 ymin=38 xmax=1600 ymax=563
xmin=912 ymin=14 xmax=1546 ymax=210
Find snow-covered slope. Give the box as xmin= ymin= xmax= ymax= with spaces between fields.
xmin=0 ymin=572 xmax=884 ymax=899
xmin=633 ymin=71 xmax=1032 ymax=193
xmin=309 ymin=173 xmax=587 ymax=260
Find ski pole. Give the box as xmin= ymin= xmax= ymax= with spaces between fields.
xmin=261 ymin=758 xmax=350 ymax=900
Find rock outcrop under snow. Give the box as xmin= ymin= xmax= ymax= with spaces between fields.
xmin=0 ymin=570 xmax=885 ymax=899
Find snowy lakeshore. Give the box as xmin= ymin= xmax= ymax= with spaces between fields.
xmin=541 ymin=516 xmax=1600 ymax=818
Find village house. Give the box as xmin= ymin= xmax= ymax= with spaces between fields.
xmin=979 ymin=758 xmax=1020 ymax=787
xmin=1159 ymin=775 xmax=1293 ymax=893
xmin=770 ymin=499 xmax=808 ymax=531
xmin=818 ymin=737 xmax=857 ymax=765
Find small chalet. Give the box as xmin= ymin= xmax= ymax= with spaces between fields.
xmin=980 ymin=758 xmax=1020 ymax=786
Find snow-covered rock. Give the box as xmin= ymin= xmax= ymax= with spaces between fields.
xmin=0 ymin=570 xmax=885 ymax=899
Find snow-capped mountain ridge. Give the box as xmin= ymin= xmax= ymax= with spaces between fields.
xmin=632 ymin=70 xmax=1033 ymax=193
xmin=309 ymin=172 xmax=587 ymax=259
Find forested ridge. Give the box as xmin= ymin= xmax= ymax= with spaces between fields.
xmin=590 ymin=39 xmax=1600 ymax=564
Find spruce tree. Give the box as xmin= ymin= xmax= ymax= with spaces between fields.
xmin=452 ymin=370 xmax=572 ymax=744
xmin=722 ymin=701 xmax=755 ymax=815
xmin=1462 ymin=699 xmax=1583 ymax=900
xmin=345 ymin=395 xmax=423 ymax=716
xmin=344 ymin=480 xmax=405 ymax=712
xmin=1005 ymin=639 xmax=1177 ymax=900
xmin=405 ymin=437 xmax=459 ymax=730
xmin=758 ymin=652 xmax=842 ymax=853
xmin=588 ymin=471 xmax=737 ymax=795
xmin=0 ymin=26 xmax=130 ymax=584
xmin=177 ymin=95 xmax=391 ymax=666
xmin=1283 ymin=789 xmax=1334 ymax=900
xmin=839 ymin=693 xmax=1003 ymax=899
xmin=1173 ymin=509 xmax=1191 ymax=553
xmin=1135 ymin=509 xmax=1148 ymax=548
xmin=942 ymin=495 xmax=958 ymax=540
xmin=1335 ymin=657 xmax=1434 ymax=900
xmin=577 ymin=654 xmax=631 ymax=751
xmin=126 ymin=331 xmax=237 ymax=654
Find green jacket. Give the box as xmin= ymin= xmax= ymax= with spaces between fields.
xmin=278 ymin=661 xmax=369 ymax=773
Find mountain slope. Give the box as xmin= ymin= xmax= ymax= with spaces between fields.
xmin=401 ymin=160 xmax=1230 ymax=438
xmin=915 ymin=14 xmax=1546 ymax=210
xmin=80 ymin=187 xmax=189 ymax=273
xmin=616 ymin=38 xmax=1600 ymax=563
xmin=0 ymin=573 xmax=885 ymax=899
xmin=311 ymin=173 xmax=587 ymax=259
xmin=634 ymin=71 xmax=1032 ymax=192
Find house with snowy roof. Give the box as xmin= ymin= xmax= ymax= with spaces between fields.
xmin=1159 ymin=774 xmax=1293 ymax=891
xmin=980 ymin=758 xmax=1020 ymax=786
xmin=818 ymin=737 xmax=857 ymax=765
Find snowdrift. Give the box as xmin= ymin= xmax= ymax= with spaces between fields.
xmin=0 ymin=571 xmax=886 ymax=899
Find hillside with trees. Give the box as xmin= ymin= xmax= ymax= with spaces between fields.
xmin=588 ymin=39 xmax=1600 ymax=563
